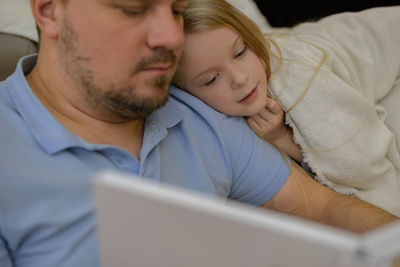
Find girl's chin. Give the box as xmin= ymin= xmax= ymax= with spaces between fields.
xmin=249 ymin=104 xmax=267 ymax=116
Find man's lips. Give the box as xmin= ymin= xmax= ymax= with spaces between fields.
xmin=239 ymin=84 xmax=258 ymax=104
xmin=141 ymin=63 xmax=173 ymax=75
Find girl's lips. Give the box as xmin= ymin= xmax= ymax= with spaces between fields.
xmin=239 ymin=85 xmax=258 ymax=104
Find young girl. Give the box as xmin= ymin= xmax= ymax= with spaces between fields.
xmin=172 ymin=0 xmax=302 ymax=162
xmin=172 ymin=0 xmax=400 ymax=216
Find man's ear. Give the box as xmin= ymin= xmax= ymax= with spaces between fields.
xmin=30 ymin=0 xmax=60 ymax=39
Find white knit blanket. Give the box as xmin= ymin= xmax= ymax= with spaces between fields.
xmin=268 ymin=7 xmax=400 ymax=216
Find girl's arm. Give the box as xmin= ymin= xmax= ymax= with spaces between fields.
xmin=246 ymin=97 xmax=302 ymax=162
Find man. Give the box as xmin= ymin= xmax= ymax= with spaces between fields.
xmin=0 ymin=0 xmax=396 ymax=266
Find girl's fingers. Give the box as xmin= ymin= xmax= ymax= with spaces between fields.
xmin=249 ymin=114 xmax=268 ymax=127
xmin=266 ymin=97 xmax=283 ymax=114
xmin=246 ymin=117 xmax=262 ymax=133
xmin=247 ymin=116 xmax=260 ymax=129
xmin=257 ymin=108 xmax=273 ymax=121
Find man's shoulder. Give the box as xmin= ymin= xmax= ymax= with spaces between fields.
xmin=168 ymin=86 xmax=244 ymax=128
xmin=169 ymin=86 xmax=224 ymax=117
xmin=0 ymin=78 xmax=13 ymax=105
xmin=167 ymin=85 xmax=263 ymax=156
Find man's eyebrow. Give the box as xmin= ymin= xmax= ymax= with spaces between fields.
xmin=109 ymin=0 xmax=143 ymax=4
xmin=191 ymin=35 xmax=242 ymax=83
xmin=174 ymin=0 xmax=190 ymax=6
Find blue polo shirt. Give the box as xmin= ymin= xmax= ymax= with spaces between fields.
xmin=0 ymin=55 xmax=290 ymax=267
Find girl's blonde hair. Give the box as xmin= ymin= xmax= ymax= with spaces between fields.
xmin=173 ymin=0 xmax=272 ymax=89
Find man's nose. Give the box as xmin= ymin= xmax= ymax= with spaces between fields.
xmin=146 ymin=10 xmax=185 ymax=51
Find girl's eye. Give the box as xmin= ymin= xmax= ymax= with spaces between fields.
xmin=235 ymin=44 xmax=248 ymax=59
xmin=204 ymin=74 xmax=219 ymax=86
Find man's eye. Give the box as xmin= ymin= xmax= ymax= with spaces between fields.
xmin=120 ymin=7 xmax=145 ymax=16
xmin=235 ymin=45 xmax=248 ymax=59
xmin=172 ymin=2 xmax=189 ymax=17
xmin=172 ymin=9 xmax=185 ymax=17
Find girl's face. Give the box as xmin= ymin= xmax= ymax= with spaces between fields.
xmin=178 ymin=27 xmax=268 ymax=116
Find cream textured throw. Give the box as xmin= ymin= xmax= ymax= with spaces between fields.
xmin=268 ymin=7 xmax=400 ymax=216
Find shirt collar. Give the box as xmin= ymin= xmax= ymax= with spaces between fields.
xmin=6 ymin=55 xmax=87 ymax=154
xmin=6 ymin=55 xmax=185 ymax=155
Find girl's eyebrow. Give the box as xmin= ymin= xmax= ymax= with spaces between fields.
xmin=232 ymin=35 xmax=242 ymax=47
xmin=191 ymin=35 xmax=242 ymax=83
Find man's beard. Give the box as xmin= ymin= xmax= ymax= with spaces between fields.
xmin=97 ymin=75 xmax=170 ymax=120
xmin=59 ymin=18 xmax=177 ymax=121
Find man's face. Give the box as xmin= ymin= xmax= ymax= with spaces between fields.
xmin=58 ymin=0 xmax=188 ymax=120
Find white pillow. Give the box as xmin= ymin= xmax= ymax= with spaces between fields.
xmin=0 ymin=0 xmax=38 ymax=42
xmin=226 ymin=0 xmax=272 ymax=33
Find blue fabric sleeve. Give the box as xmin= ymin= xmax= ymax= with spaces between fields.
xmin=223 ymin=117 xmax=291 ymax=206
xmin=170 ymin=86 xmax=291 ymax=206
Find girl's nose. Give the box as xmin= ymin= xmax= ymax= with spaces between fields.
xmin=231 ymin=67 xmax=249 ymax=90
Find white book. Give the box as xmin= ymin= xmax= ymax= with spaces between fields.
xmin=93 ymin=171 xmax=400 ymax=267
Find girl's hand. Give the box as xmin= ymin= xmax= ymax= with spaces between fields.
xmin=246 ymin=97 xmax=287 ymax=142
xmin=247 ymin=97 xmax=302 ymax=162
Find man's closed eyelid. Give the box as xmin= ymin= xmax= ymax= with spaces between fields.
xmin=173 ymin=2 xmax=189 ymax=12
xmin=119 ymin=6 xmax=146 ymax=15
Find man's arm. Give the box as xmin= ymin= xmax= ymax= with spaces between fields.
xmin=262 ymin=161 xmax=397 ymax=233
